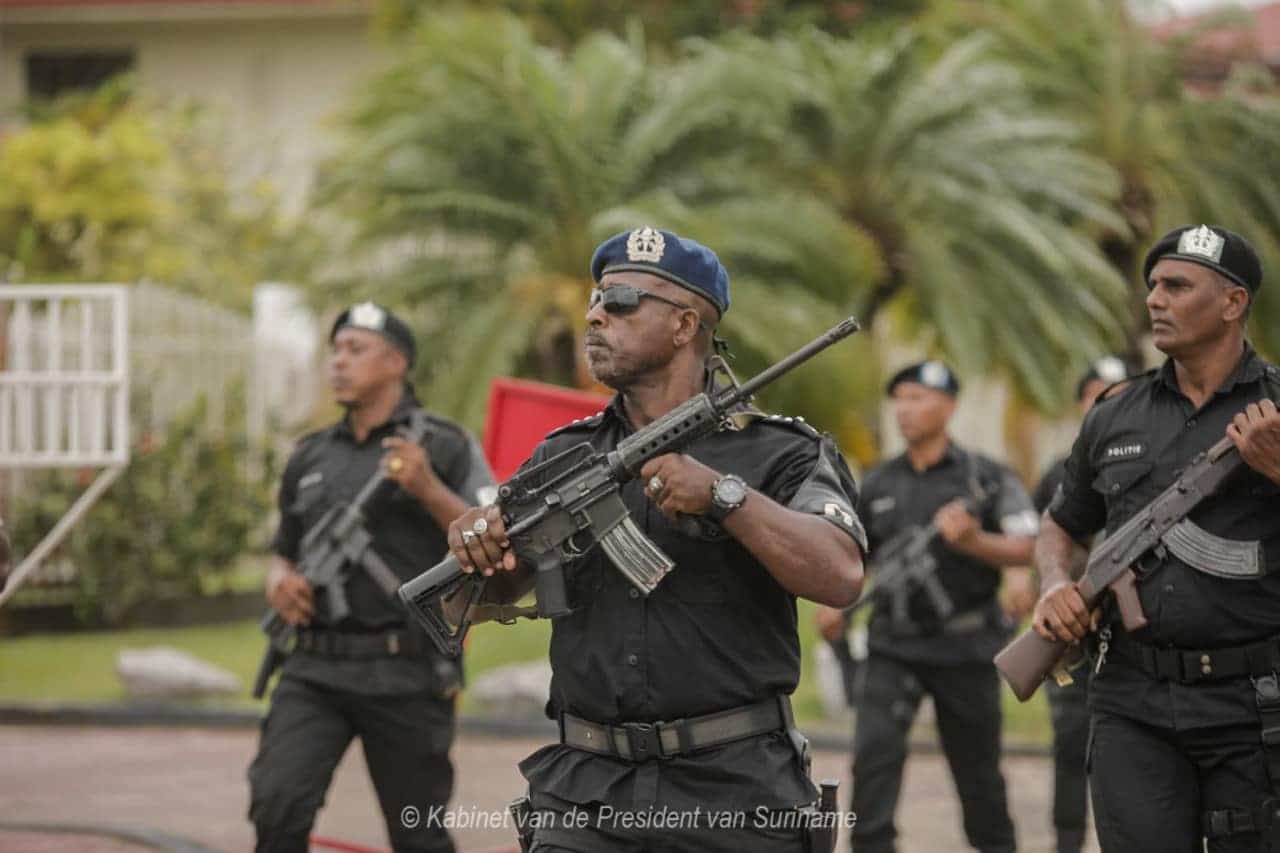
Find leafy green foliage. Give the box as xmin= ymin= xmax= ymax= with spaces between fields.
xmin=0 ymin=76 xmax=308 ymax=311
xmin=9 ymin=390 xmax=274 ymax=627
xmin=946 ymin=0 xmax=1280 ymax=359
xmin=318 ymin=10 xmax=872 ymax=437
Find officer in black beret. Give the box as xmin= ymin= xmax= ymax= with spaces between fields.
xmin=1033 ymin=225 xmax=1280 ymax=851
xmin=816 ymin=360 xmax=1039 ymax=853
xmin=248 ymin=302 xmax=495 ymax=853
xmin=446 ymin=226 xmax=868 ymax=851
xmin=1030 ymin=356 xmax=1141 ymax=853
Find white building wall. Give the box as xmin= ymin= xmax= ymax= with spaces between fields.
xmin=0 ymin=10 xmax=384 ymax=213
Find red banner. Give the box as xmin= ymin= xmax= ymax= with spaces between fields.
xmin=481 ymin=378 xmax=610 ymax=481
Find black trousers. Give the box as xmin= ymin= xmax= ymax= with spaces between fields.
xmin=1089 ymin=711 xmax=1271 ymax=853
xmin=849 ymin=655 xmax=1015 ymax=853
xmin=247 ymin=675 xmax=456 ymax=853
xmin=1047 ymin=673 xmax=1090 ymax=853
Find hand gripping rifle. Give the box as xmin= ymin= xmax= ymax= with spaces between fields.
xmin=995 ymin=434 xmax=1249 ymax=701
xmin=398 ymin=317 xmax=862 ymax=658
xmin=251 ymin=413 xmax=432 ymax=698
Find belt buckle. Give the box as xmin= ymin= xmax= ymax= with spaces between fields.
xmin=1254 ymin=673 xmax=1280 ymax=715
xmin=622 ymin=722 xmax=666 ymax=762
xmin=387 ymin=633 xmax=401 ymax=655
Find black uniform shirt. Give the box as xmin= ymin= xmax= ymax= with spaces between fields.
xmin=1050 ymin=347 xmax=1280 ymax=729
xmin=860 ymin=442 xmax=1038 ymax=665
xmin=1033 ymin=457 xmax=1067 ymax=516
xmin=516 ymin=397 xmax=866 ymax=813
xmin=271 ymin=392 xmax=495 ymax=696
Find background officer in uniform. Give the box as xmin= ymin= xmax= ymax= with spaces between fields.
xmin=448 ymin=226 xmax=868 ymax=852
xmin=248 ymin=303 xmax=495 ymax=853
xmin=1034 ymin=225 xmax=1280 ymax=853
xmin=1031 ymin=356 xmax=1139 ymax=853
xmin=819 ymin=361 xmax=1038 ymax=853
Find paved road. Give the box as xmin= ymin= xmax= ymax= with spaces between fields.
xmin=0 ymin=725 xmax=1094 ymax=852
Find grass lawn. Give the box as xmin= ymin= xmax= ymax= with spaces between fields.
xmin=0 ymin=598 xmax=1051 ymax=742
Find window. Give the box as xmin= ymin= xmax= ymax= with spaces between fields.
xmin=24 ymin=51 xmax=136 ymax=100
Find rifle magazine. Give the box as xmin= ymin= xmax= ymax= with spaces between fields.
xmin=1163 ymin=518 xmax=1264 ymax=579
xmin=600 ymin=516 xmax=676 ymax=595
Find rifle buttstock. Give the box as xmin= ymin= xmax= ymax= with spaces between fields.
xmin=994 ymin=628 xmax=1067 ymax=702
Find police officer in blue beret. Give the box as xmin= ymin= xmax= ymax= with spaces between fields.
xmin=447 ymin=227 xmax=868 ymax=852
xmin=817 ymin=360 xmax=1039 ymax=853
xmin=1034 ymin=225 xmax=1280 ymax=852
xmin=248 ymin=302 xmax=495 ymax=853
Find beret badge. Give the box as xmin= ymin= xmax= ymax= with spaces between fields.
xmin=349 ymin=301 xmax=387 ymax=331
xmin=920 ymin=361 xmax=951 ymax=389
xmin=1176 ymin=225 xmax=1225 ymax=264
xmin=626 ymin=227 xmax=666 ymax=263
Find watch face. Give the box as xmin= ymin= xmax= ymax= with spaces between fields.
xmin=716 ymin=476 xmax=747 ymax=505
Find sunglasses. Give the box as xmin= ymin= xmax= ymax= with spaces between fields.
xmin=588 ymin=285 xmax=695 ymax=316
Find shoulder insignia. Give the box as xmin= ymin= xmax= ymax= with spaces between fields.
xmin=757 ymin=411 xmax=823 ymax=440
xmin=545 ymin=410 xmax=605 ymax=439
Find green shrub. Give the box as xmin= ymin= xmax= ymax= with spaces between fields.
xmin=10 ymin=390 xmax=274 ymax=626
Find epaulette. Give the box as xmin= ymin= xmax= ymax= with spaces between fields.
xmin=417 ymin=410 xmax=468 ymax=439
xmin=758 ymin=412 xmax=825 ymax=441
xmin=545 ymin=410 xmax=607 ymax=439
xmin=293 ymin=427 xmax=327 ymax=449
xmin=1098 ymin=367 xmax=1156 ymax=403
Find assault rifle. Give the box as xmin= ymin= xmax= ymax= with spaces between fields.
xmin=845 ymin=522 xmax=954 ymax=629
xmin=398 ymin=317 xmax=862 ymax=658
xmin=251 ymin=413 xmax=432 ymax=698
xmin=844 ymin=473 xmax=994 ymax=630
xmin=995 ymin=434 xmax=1249 ymax=701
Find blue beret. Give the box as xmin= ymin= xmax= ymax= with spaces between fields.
xmin=886 ymin=361 xmax=960 ymax=397
xmin=1142 ymin=224 xmax=1262 ymax=293
xmin=330 ymin=302 xmax=416 ymax=367
xmin=590 ymin=227 xmax=730 ymax=316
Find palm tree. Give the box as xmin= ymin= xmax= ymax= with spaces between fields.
xmin=956 ymin=0 xmax=1280 ymax=357
xmin=316 ymin=11 xmax=877 ymax=434
xmin=744 ymin=28 xmax=1134 ymax=411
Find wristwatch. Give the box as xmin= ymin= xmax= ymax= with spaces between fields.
xmin=708 ymin=474 xmax=748 ymax=523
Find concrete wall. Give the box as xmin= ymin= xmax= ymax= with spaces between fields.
xmin=0 ymin=10 xmax=383 ymax=213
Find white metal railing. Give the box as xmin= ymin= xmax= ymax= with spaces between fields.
xmin=0 ymin=285 xmax=130 ymax=467
xmin=1 ymin=281 xmax=314 ymax=604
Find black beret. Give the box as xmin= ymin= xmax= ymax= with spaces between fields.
xmin=1076 ymin=356 xmax=1141 ymax=401
xmin=330 ymin=302 xmax=416 ymax=367
xmin=590 ymin=226 xmax=730 ymax=317
xmin=886 ymin=360 xmax=960 ymax=397
xmin=1142 ymin=224 xmax=1262 ymax=293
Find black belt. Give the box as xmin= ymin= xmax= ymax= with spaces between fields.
xmin=296 ymin=627 xmax=434 ymax=659
xmin=1111 ymin=632 xmax=1280 ymax=685
xmin=560 ymin=696 xmax=792 ymax=763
